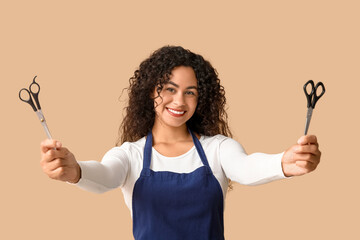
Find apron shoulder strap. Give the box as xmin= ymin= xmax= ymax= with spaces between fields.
xmin=188 ymin=129 xmax=212 ymax=174
xmin=141 ymin=131 xmax=153 ymax=176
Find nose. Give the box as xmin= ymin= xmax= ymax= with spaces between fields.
xmin=173 ymin=92 xmax=185 ymax=107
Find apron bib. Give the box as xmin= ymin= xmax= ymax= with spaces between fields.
xmin=132 ymin=130 xmax=224 ymax=240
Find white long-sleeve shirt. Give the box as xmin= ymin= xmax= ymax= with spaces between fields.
xmin=75 ymin=134 xmax=287 ymax=217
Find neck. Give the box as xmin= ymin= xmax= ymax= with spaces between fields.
xmin=152 ymin=122 xmax=191 ymax=144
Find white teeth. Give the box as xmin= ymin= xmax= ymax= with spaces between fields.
xmin=167 ymin=108 xmax=185 ymax=115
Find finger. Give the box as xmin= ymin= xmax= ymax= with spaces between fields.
xmin=42 ymin=149 xmax=57 ymax=162
xmin=297 ymin=135 xmax=318 ymax=146
xmin=48 ymin=166 xmax=66 ymax=181
xmin=295 ymin=144 xmax=320 ymax=155
xmin=294 ymin=153 xmax=319 ymax=164
xmin=55 ymin=147 xmax=70 ymax=159
xmin=40 ymin=139 xmax=62 ymax=153
xmin=295 ymin=161 xmax=316 ymax=172
xmin=44 ymin=147 xmax=70 ymax=162
xmin=43 ymin=158 xmax=65 ymax=172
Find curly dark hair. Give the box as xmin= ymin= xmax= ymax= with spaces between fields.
xmin=116 ymin=45 xmax=232 ymax=145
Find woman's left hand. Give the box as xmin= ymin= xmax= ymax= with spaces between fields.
xmin=281 ymin=135 xmax=321 ymax=177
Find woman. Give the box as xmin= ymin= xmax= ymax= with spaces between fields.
xmin=40 ymin=46 xmax=321 ymax=240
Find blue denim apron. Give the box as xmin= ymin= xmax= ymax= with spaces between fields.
xmin=132 ymin=130 xmax=224 ymax=240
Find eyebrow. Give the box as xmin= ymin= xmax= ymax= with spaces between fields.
xmin=168 ymin=81 xmax=197 ymax=90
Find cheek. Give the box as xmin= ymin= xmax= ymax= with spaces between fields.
xmin=188 ymin=98 xmax=198 ymax=112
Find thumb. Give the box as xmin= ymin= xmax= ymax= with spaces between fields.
xmin=282 ymin=144 xmax=297 ymax=164
xmin=297 ymin=135 xmax=318 ymax=145
xmin=40 ymin=139 xmax=62 ymax=153
xmin=297 ymin=135 xmax=307 ymax=145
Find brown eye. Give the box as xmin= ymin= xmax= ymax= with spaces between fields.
xmin=166 ymin=88 xmax=175 ymax=93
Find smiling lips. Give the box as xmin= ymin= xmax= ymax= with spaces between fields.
xmin=166 ymin=107 xmax=186 ymax=117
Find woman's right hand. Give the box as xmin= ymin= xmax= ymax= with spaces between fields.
xmin=40 ymin=139 xmax=81 ymax=183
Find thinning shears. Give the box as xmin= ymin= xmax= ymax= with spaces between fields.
xmin=19 ymin=76 xmax=53 ymax=139
xmin=303 ymin=80 xmax=325 ymax=135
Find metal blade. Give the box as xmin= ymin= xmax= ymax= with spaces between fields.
xmin=36 ymin=110 xmax=53 ymax=139
xmin=304 ymin=107 xmax=313 ymax=135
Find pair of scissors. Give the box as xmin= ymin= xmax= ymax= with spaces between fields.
xmin=19 ymin=76 xmax=53 ymax=139
xmin=303 ymin=80 xmax=325 ymax=135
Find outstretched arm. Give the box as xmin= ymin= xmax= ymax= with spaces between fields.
xmin=220 ymin=135 xmax=321 ymax=185
xmin=220 ymin=138 xmax=286 ymax=185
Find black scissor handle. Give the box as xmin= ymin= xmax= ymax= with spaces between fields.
xmin=29 ymin=76 xmax=41 ymax=110
xmin=19 ymin=88 xmax=37 ymax=111
xmin=303 ymin=80 xmax=326 ymax=108
xmin=314 ymin=82 xmax=325 ymax=98
xmin=303 ymin=80 xmax=315 ymax=108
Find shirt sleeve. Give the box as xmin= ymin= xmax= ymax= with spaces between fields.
xmin=73 ymin=147 xmax=130 ymax=194
xmin=219 ymin=137 xmax=287 ymax=186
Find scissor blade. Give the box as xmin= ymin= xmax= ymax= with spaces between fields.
xmin=36 ymin=110 xmax=53 ymax=139
xmin=304 ymin=107 xmax=313 ymax=135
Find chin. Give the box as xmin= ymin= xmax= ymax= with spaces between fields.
xmin=165 ymin=121 xmax=188 ymax=128
xmin=160 ymin=116 xmax=189 ymax=128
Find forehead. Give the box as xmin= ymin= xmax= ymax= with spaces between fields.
xmin=169 ymin=66 xmax=197 ymax=87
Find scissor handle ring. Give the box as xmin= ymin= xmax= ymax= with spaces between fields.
xmin=29 ymin=76 xmax=41 ymax=94
xmin=19 ymin=88 xmax=31 ymax=102
xmin=303 ymin=80 xmax=315 ymax=96
xmin=29 ymin=75 xmax=42 ymax=110
xmin=303 ymin=80 xmax=315 ymax=108
xmin=19 ymin=88 xmax=37 ymax=111
xmin=311 ymin=82 xmax=325 ymax=108
xmin=314 ymin=82 xmax=325 ymax=98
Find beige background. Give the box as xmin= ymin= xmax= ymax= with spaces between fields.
xmin=1 ymin=0 xmax=359 ymax=239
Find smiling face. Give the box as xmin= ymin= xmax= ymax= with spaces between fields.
xmin=153 ymin=66 xmax=198 ymax=130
